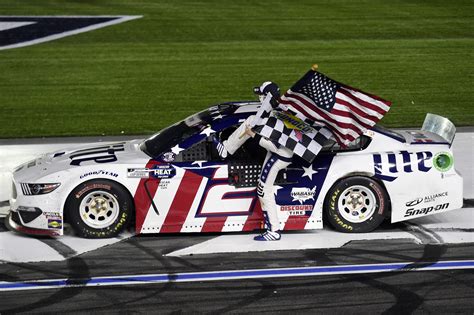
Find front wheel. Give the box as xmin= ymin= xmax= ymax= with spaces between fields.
xmin=324 ymin=176 xmax=389 ymax=233
xmin=65 ymin=179 xmax=133 ymax=238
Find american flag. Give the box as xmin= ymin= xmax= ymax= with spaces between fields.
xmin=279 ymin=69 xmax=391 ymax=146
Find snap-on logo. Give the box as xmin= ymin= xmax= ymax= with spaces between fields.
xmin=373 ymin=151 xmax=433 ymax=182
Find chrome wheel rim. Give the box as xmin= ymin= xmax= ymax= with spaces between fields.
xmin=79 ymin=191 xmax=119 ymax=229
xmin=337 ymin=185 xmax=376 ymax=223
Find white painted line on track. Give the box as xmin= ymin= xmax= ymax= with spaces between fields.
xmin=0 ymin=16 xmax=142 ymax=51
xmin=0 ymin=21 xmax=36 ymax=32
xmin=1 ymin=260 xmax=473 ymax=292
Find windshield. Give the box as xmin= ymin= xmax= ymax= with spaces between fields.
xmin=140 ymin=109 xmax=214 ymax=158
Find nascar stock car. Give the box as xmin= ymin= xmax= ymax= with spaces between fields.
xmin=7 ymin=102 xmax=463 ymax=238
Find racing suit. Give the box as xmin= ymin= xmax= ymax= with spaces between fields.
xmin=221 ymin=82 xmax=293 ymax=235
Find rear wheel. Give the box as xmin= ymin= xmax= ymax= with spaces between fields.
xmin=66 ymin=179 xmax=133 ymax=238
xmin=324 ymin=176 xmax=389 ymax=233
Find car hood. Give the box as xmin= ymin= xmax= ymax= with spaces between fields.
xmin=13 ymin=140 xmax=150 ymax=182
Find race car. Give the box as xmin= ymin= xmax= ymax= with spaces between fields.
xmin=7 ymin=101 xmax=463 ymax=238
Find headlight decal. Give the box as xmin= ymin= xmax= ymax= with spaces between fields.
xmin=20 ymin=183 xmax=61 ymax=195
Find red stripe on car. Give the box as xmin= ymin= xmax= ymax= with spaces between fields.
xmin=134 ymin=160 xmax=161 ymax=233
xmin=201 ymin=216 xmax=227 ymax=233
xmin=284 ymin=215 xmax=309 ymax=230
xmin=160 ymin=171 xmax=203 ymax=233
xmin=242 ymin=200 xmax=264 ymax=231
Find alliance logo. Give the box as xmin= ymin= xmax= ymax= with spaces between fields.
xmin=0 ymin=16 xmax=141 ymax=50
xmin=405 ymin=191 xmax=448 ymax=207
xmin=405 ymin=198 xmax=423 ymax=207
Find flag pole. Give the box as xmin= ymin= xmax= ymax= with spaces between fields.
xmin=311 ymin=64 xmax=318 ymax=71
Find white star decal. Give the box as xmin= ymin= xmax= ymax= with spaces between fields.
xmin=212 ymin=114 xmax=224 ymax=121
xmin=171 ymin=145 xmax=184 ymax=155
xmin=200 ymin=126 xmax=215 ymax=137
xmin=192 ymin=160 xmax=206 ymax=167
xmin=273 ymin=185 xmax=284 ymax=196
xmin=302 ymin=165 xmax=317 ymax=180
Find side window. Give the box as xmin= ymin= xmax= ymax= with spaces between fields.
xmin=173 ymin=124 xmax=269 ymax=163
xmin=321 ymin=135 xmax=372 ymax=153
xmin=218 ymin=126 xmax=267 ymax=162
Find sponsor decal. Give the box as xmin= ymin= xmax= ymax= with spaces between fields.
xmin=433 ymin=152 xmax=453 ymax=172
xmin=44 ymin=212 xmax=61 ymax=220
xmin=113 ymin=212 xmax=128 ymax=232
xmin=405 ymin=191 xmax=448 ymax=207
xmin=369 ymin=182 xmax=385 ymax=214
xmin=405 ymin=198 xmax=423 ymax=207
xmin=162 ymin=152 xmax=175 ymax=162
xmin=127 ymin=165 xmax=176 ymax=179
xmin=329 ymin=188 xmax=340 ymax=211
xmin=373 ymin=151 xmax=433 ymax=182
xmin=273 ymin=110 xmax=314 ymax=134
xmin=151 ymin=165 xmax=176 ymax=179
xmin=328 ymin=188 xmax=353 ymax=231
xmin=424 ymin=191 xmax=448 ymax=203
xmin=75 ymin=184 xmax=111 ymax=198
xmin=48 ymin=218 xmax=62 ymax=229
xmin=404 ymin=202 xmax=449 ymax=218
xmin=279 ymin=205 xmax=313 ymax=216
xmin=291 ymin=187 xmax=316 ymax=204
xmin=333 ymin=214 xmax=353 ymax=231
xmin=80 ymin=170 xmax=118 ymax=179
xmin=0 ymin=16 xmax=142 ymax=51
xmin=127 ymin=168 xmax=150 ymax=178
xmin=365 ymin=129 xmax=375 ymax=138
xmin=158 ymin=180 xmax=171 ymax=190
xmin=70 ymin=143 xmax=125 ymax=166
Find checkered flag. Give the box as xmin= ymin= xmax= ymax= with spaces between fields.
xmin=254 ymin=113 xmax=333 ymax=162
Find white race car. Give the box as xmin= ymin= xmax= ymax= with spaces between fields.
xmin=7 ymin=102 xmax=463 ymax=238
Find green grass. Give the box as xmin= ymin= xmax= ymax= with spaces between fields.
xmin=0 ymin=0 xmax=473 ymax=138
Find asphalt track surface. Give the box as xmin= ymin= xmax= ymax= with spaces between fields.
xmin=1 ymin=220 xmax=473 ymax=314
xmin=0 ymin=132 xmax=473 ymax=313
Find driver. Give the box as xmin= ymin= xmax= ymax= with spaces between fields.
xmin=214 ymin=82 xmax=292 ymax=241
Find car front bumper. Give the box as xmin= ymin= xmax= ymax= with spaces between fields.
xmin=6 ymin=209 xmax=62 ymax=237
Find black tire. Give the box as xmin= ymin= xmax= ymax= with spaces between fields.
xmin=324 ymin=176 xmax=389 ymax=233
xmin=65 ymin=179 xmax=133 ymax=238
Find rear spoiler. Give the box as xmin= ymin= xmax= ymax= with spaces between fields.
xmin=421 ymin=113 xmax=456 ymax=146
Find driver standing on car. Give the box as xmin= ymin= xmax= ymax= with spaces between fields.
xmin=214 ymin=82 xmax=292 ymax=241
